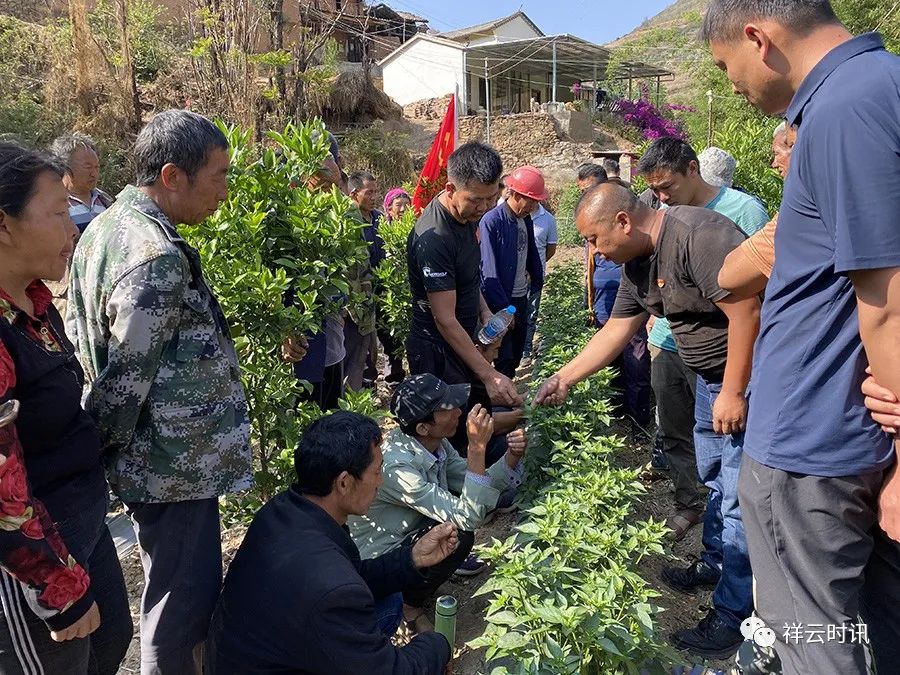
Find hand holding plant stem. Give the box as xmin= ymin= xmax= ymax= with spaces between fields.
xmin=483 ymin=370 xmax=522 ymax=407
xmin=534 ymin=373 xmax=571 ymax=406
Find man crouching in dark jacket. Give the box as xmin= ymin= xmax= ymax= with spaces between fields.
xmin=206 ymin=411 xmax=455 ymax=674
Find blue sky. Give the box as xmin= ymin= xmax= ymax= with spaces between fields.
xmin=387 ymin=0 xmax=675 ymax=45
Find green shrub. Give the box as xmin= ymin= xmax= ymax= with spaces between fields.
xmin=339 ymin=123 xmax=415 ymax=192
xmin=373 ymin=207 xmax=415 ymax=348
xmin=555 ymin=184 xmax=584 ymax=248
xmin=183 ymin=118 xmax=382 ymax=521
xmin=713 ymin=118 xmax=783 ymax=215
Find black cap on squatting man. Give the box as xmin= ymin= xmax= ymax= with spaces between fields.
xmin=391 ymin=374 xmax=471 ymax=427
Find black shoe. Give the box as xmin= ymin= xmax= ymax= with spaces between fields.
xmin=670 ymin=609 xmax=743 ymax=659
xmin=661 ymin=559 xmax=720 ymax=594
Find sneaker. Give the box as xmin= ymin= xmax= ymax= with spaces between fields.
xmin=454 ymin=554 xmax=487 ymax=577
xmin=671 ymin=608 xmax=743 ymax=659
xmin=495 ymin=488 xmax=518 ymax=513
xmin=661 ymin=559 xmax=721 ymax=594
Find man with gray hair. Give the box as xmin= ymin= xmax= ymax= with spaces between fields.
xmin=703 ymin=2 xmax=900 ymax=673
xmin=50 ymin=133 xmax=114 ymax=233
xmin=68 ymin=109 xmax=252 ymax=674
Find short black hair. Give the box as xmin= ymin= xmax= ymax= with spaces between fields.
xmin=447 ymin=141 xmax=503 ymax=187
xmin=636 ymin=137 xmax=698 ymax=176
xmin=294 ymin=411 xmax=383 ymax=497
xmin=0 ymin=141 xmax=64 ymax=218
xmin=134 ymin=109 xmax=229 ymax=187
xmin=700 ymin=0 xmax=839 ymax=43
xmin=390 ymin=386 xmax=435 ymax=437
xmin=347 ymin=170 xmax=376 ymax=194
xmin=576 ymin=163 xmax=608 ymax=183
xmin=601 ymin=159 xmax=620 ymax=175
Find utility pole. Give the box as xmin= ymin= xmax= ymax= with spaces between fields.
xmin=485 ymin=58 xmax=491 ymax=144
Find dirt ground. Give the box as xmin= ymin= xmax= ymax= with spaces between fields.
xmin=117 ymin=246 xmax=729 ymax=674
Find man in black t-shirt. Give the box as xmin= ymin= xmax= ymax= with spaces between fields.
xmin=406 ymin=142 xmax=521 ymax=411
xmin=535 ymin=183 xmax=761 ymax=660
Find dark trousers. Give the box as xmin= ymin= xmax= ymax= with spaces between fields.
xmin=600 ymin=323 xmax=651 ymax=428
xmin=298 ymin=362 xmax=343 ymax=412
xmin=343 ymin=319 xmax=377 ymax=392
xmin=407 ymin=335 xmax=478 ymax=452
xmin=523 ymin=288 xmax=542 ymax=357
xmin=495 ymin=295 xmax=530 ymax=379
xmin=399 ymin=522 xmax=474 ymax=608
xmin=739 ymin=454 xmax=900 ymax=675
xmin=0 ymin=498 xmax=132 ymax=675
xmin=126 ymin=498 xmax=223 ymax=675
xmin=650 ymin=346 xmax=701 ymax=510
xmin=365 ymin=327 xmax=406 ymax=385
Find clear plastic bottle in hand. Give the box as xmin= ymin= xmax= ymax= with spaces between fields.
xmin=478 ymin=305 xmax=516 ymax=345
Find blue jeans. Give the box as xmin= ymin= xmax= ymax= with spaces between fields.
xmin=374 ymin=592 xmax=404 ymax=637
xmin=694 ymin=376 xmax=753 ymax=630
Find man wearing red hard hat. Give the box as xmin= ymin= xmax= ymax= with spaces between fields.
xmin=478 ymin=165 xmax=547 ymax=378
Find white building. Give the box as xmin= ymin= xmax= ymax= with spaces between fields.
xmin=379 ymin=11 xmax=671 ymax=113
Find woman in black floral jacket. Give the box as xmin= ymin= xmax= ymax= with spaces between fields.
xmin=0 ymin=141 xmax=131 ymax=673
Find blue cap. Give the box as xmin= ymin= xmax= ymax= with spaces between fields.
xmin=507 ymin=305 xmax=516 ymax=314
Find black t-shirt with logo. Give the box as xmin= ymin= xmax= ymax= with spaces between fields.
xmin=407 ymin=195 xmax=482 ymax=344
xmin=610 ymin=205 xmax=746 ymax=383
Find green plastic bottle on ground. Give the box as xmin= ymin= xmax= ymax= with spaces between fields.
xmin=434 ymin=595 xmax=457 ymax=649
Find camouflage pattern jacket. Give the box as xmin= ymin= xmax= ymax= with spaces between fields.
xmin=67 ymin=185 xmax=252 ymax=503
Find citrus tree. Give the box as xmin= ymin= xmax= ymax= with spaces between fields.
xmin=183 ymin=118 xmax=371 ymax=516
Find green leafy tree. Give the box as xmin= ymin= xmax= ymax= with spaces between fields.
xmin=182 ymin=118 xmax=371 ymax=517
xmin=372 ymin=207 xmax=415 ymax=348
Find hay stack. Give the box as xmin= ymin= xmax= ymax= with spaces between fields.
xmin=324 ymin=69 xmax=401 ymax=125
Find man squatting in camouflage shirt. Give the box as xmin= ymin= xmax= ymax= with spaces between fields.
xmin=67 ymin=110 xmax=253 ymax=674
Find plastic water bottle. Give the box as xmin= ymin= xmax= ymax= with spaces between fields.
xmin=434 ymin=595 xmax=457 ymax=648
xmin=478 ymin=305 xmax=516 ymax=345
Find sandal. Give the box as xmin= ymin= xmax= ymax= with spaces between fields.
xmin=666 ymin=508 xmax=703 ymax=542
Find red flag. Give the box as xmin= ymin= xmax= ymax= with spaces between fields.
xmin=412 ymin=93 xmax=456 ymax=215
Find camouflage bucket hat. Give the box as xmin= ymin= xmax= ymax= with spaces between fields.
xmin=392 ymin=374 xmax=471 ymax=427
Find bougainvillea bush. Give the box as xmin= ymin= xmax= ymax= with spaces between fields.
xmin=616 ymin=97 xmax=690 ymax=141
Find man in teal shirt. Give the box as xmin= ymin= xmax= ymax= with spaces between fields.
xmin=636 ymin=137 xmax=768 ymax=655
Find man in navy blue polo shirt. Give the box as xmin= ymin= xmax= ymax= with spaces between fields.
xmin=703 ymin=2 xmax=900 ymax=674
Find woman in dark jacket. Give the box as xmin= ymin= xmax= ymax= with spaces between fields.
xmin=0 ymin=142 xmax=131 ymax=673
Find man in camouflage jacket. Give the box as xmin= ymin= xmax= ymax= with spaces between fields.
xmin=67 ymin=110 xmax=251 ymax=675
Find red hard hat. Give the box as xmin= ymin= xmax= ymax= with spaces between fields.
xmin=505 ymin=165 xmax=549 ymax=202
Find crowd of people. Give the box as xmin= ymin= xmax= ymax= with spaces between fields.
xmin=0 ymin=1 xmax=897 ymax=674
